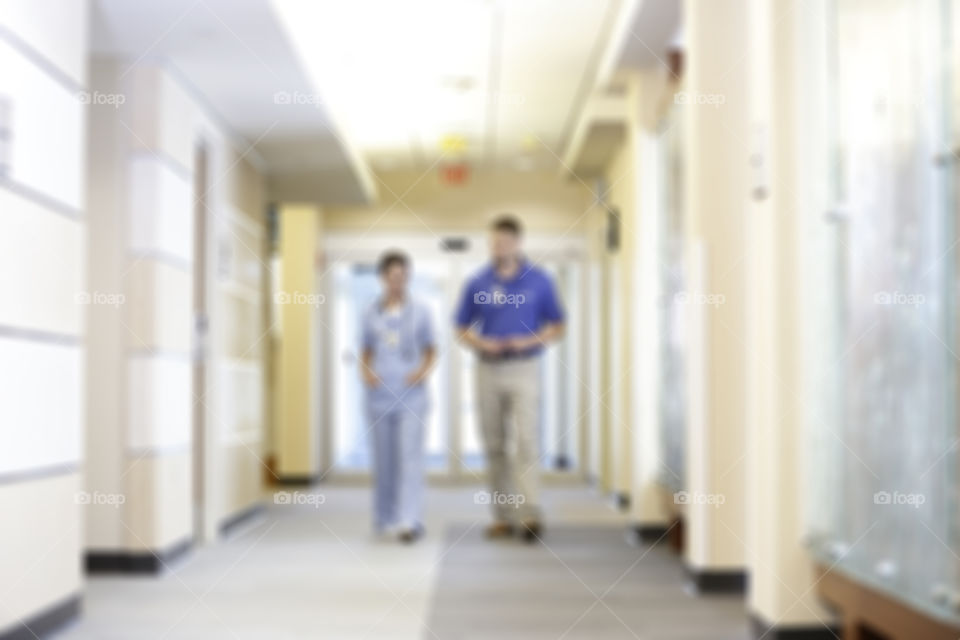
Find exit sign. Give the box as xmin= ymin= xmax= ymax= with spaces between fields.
xmin=439 ymin=162 xmax=469 ymax=185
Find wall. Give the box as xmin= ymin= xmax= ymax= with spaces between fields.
xmin=274 ymin=204 xmax=323 ymax=480
xmin=602 ymin=129 xmax=635 ymax=499
xmin=324 ymin=169 xmax=593 ymax=234
xmin=682 ymin=0 xmax=750 ymax=576
xmin=629 ymin=68 xmax=675 ymax=529
xmin=0 ymin=0 xmax=88 ymax=633
xmin=85 ymin=60 xmax=268 ymax=557
xmin=213 ymin=149 xmax=268 ymax=525
xmin=595 ymin=69 xmax=674 ymax=531
xmin=320 ymin=168 xmax=593 ymax=478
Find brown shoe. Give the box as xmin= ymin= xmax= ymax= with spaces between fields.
xmin=484 ymin=521 xmax=514 ymax=539
xmin=520 ymin=520 xmax=542 ymax=543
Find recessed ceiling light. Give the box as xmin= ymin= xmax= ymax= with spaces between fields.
xmin=439 ymin=75 xmax=476 ymax=92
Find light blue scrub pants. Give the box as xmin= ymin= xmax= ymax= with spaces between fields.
xmin=367 ymin=392 xmax=426 ymax=533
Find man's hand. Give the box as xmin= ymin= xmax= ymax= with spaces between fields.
xmin=505 ymin=335 xmax=539 ymax=352
xmin=477 ymin=337 xmax=506 ymax=356
xmin=505 ymin=324 xmax=563 ymax=352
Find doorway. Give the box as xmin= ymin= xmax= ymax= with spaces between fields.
xmin=322 ymin=232 xmax=586 ymax=480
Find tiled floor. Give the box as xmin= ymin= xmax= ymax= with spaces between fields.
xmin=53 ymin=485 xmax=749 ymax=639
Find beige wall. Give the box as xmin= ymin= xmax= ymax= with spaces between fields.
xmin=210 ymin=150 xmax=268 ymax=526
xmin=746 ymin=0 xmax=834 ymax=626
xmin=85 ymin=60 xmax=269 ymax=555
xmin=0 ymin=0 xmax=88 ymax=632
xmin=275 ymin=204 xmax=323 ymax=478
xmin=325 ymin=169 xmax=593 ymax=234
xmin=317 ymin=169 xmax=593 ymax=479
xmin=628 ymin=68 xmax=675 ymax=528
xmin=682 ymin=0 xmax=749 ymax=573
xmin=602 ymin=130 xmax=636 ymax=498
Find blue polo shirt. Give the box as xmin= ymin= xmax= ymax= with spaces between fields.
xmin=454 ymin=260 xmax=564 ymax=356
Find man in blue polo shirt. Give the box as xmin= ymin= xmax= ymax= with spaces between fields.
xmin=455 ymin=215 xmax=564 ymax=542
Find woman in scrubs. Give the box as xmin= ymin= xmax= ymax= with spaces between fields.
xmin=361 ymin=251 xmax=436 ymax=543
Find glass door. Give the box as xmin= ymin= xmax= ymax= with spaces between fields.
xmin=330 ymin=257 xmax=451 ymax=472
xmin=325 ymin=234 xmax=586 ymax=479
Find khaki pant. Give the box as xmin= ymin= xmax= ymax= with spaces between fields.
xmin=475 ymin=357 xmax=541 ymax=522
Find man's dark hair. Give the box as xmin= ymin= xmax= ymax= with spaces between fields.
xmin=491 ymin=214 xmax=523 ymax=236
xmin=377 ymin=250 xmax=410 ymax=275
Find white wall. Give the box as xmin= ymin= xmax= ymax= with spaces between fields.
xmin=0 ymin=0 xmax=88 ymax=633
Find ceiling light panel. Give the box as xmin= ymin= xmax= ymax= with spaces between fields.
xmin=273 ymin=0 xmax=492 ymax=163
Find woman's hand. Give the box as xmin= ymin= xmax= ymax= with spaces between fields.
xmin=362 ymin=368 xmax=381 ymax=388
xmin=405 ymin=366 xmax=428 ymax=387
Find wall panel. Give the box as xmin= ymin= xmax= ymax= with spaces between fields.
xmin=0 ymin=190 xmax=84 ymax=336
xmin=127 ymin=156 xmax=193 ymax=265
xmin=0 ymin=338 xmax=81 ymax=476
xmin=126 ymin=354 xmax=192 ymax=454
xmin=0 ymin=37 xmax=84 ymax=210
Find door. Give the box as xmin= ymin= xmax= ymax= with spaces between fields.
xmin=191 ymin=143 xmax=209 ymax=541
xmin=323 ymin=233 xmax=585 ymax=480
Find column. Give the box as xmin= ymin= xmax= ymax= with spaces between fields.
xmin=746 ymin=0 xmax=836 ymax=635
xmin=275 ymin=203 xmax=323 ymax=481
xmin=681 ymin=0 xmax=749 ymax=591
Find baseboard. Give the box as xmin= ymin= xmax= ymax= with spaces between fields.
xmin=275 ymin=474 xmax=320 ymax=487
xmin=220 ymin=502 xmax=266 ymax=537
xmin=685 ymin=566 xmax=748 ymax=594
xmin=632 ymin=524 xmax=670 ymax=544
xmin=750 ymin=615 xmax=839 ymax=640
xmin=613 ymin=491 xmax=630 ymax=511
xmin=86 ymin=537 xmax=192 ymax=574
xmin=0 ymin=594 xmax=81 ymax=640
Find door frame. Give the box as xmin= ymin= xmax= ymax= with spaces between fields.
xmin=320 ymin=231 xmax=589 ymax=482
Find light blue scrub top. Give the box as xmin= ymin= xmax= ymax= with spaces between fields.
xmin=361 ymin=298 xmax=435 ymax=413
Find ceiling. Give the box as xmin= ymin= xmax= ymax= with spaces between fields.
xmin=91 ymin=0 xmax=679 ymax=204
xmin=614 ymin=0 xmax=681 ymax=70
xmin=272 ymin=0 xmax=630 ymax=173
xmin=90 ymin=0 xmax=376 ymax=203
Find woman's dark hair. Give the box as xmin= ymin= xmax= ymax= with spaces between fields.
xmin=377 ymin=250 xmax=410 ymax=275
xmin=491 ymin=214 xmax=523 ymax=236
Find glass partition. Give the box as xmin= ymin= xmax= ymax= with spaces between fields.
xmin=809 ymin=0 xmax=958 ymax=624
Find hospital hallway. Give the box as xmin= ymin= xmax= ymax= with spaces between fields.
xmin=4 ymin=0 xmax=960 ymax=639
xmin=55 ymin=486 xmax=749 ymax=640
